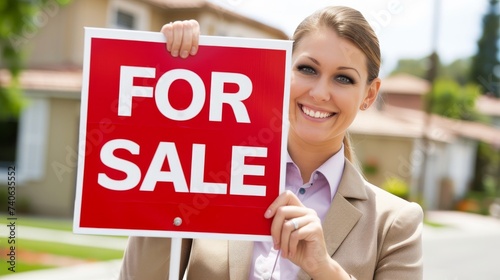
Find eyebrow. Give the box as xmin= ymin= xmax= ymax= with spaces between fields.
xmin=306 ymin=56 xmax=361 ymax=79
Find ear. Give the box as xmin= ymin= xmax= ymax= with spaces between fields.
xmin=361 ymin=78 xmax=381 ymax=110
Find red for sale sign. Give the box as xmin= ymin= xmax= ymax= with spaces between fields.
xmin=73 ymin=28 xmax=291 ymax=241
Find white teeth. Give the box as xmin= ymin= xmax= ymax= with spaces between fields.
xmin=302 ymin=106 xmax=333 ymax=119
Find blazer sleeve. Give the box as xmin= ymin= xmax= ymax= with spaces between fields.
xmin=375 ymin=202 xmax=424 ymax=280
xmin=118 ymin=237 xmax=192 ymax=280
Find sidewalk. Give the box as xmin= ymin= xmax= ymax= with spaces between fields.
xmin=423 ymin=211 xmax=500 ymax=280
xmin=0 ymin=260 xmax=123 ymax=280
xmin=423 ymin=210 xmax=500 ymax=237
xmin=1 ymin=211 xmax=500 ymax=280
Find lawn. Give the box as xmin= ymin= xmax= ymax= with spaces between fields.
xmin=1 ymin=214 xmax=74 ymax=231
xmin=0 ymin=214 xmax=125 ymax=275
xmin=15 ymin=239 xmax=125 ymax=261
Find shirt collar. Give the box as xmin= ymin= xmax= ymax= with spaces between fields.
xmin=286 ymin=145 xmax=345 ymax=202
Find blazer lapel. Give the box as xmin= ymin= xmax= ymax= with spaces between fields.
xmin=322 ymin=192 xmax=363 ymax=255
xmin=228 ymin=240 xmax=254 ymax=280
xmin=297 ymin=160 xmax=367 ymax=280
xmin=323 ymin=160 xmax=368 ymax=256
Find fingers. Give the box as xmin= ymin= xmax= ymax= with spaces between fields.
xmin=170 ymin=21 xmax=184 ymax=57
xmin=264 ymin=191 xmax=324 ymax=260
xmin=270 ymin=205 xmax=306 ymax=247
xmin=275 ymin=209 xmax=320 ymax=259
xmin=188 ymin=19 xmax=200 ymax=55
xmin=287 ymin=217 xmax=324 ymax=260
xmin=264 ymin=190 xmax=303 ymax=219
xmin=265 ymin=191 xmax=302 ymax=247
xmin=161 ymin=19 xmax=200 ymax=58
xmin=281 ymin=216 xmax=308 ymax=257
xmin=161 ymin=23 xmax=174 ymax=51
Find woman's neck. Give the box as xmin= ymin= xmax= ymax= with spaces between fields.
xmin=288 ymin=136 xmax=342 ymax=183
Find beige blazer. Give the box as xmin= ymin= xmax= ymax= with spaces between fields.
xmin=119 ymin=160 xmax=423 ymax=280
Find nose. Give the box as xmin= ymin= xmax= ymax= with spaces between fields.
xmin=308 ymin=78 xmax=331 ymax=102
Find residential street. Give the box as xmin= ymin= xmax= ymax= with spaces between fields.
xmin=1 ymin=211 xmax=500 ymax=280
xmin=423 ymin=211 xmax=500 ymax=280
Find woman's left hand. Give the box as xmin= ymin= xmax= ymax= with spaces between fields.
xmin=265 ymin=190 xmax=350 ymax=279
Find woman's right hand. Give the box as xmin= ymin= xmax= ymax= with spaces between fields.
xmin=161 ymin=20 xmax=200 ymax=58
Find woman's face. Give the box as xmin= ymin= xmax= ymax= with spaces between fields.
xmin=289 ymin=27 xmax=379 ymax=152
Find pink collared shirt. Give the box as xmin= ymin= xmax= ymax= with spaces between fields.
xmin=249 ymin=146 xmax=345 ymax=280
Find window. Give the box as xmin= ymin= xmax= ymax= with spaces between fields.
xmin=116 ymin=9 xmax=136 ymax=30
xmin=0 ymin=98 xmax=49 ymax=185
xmin=0 ymin=118 xmax=18 ymax=168
xmin=108 ymin=0 xmax=149 ymax=30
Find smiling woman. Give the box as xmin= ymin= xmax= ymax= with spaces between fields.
xmin=119 ymin=6 xmax=424 ymax=280
xmin=288 ymin=27 xmax=379 ymax=169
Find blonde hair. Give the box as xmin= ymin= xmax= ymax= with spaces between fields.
xmin=292 ymin=6 xmax=381 ymax=162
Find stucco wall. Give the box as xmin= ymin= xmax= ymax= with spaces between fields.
xmin=351 ymin=134 xmax=414 ymax=189
xmin=18 ymin=96 xmax=80 ymax=217
xmin=26 ymin=0 xmax=109 ymax=68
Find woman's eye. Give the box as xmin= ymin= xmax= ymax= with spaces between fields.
xmin=336 ymin=75 xmax=353 ymax=84
xmin=297 ymin=65 xmax=316 ymax=75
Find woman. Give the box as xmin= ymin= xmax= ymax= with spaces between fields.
xmin=119 ymin=6 xmax=423 ymax=280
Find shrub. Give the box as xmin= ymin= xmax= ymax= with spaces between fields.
xmin=381 ymin=177 xmax=409 ymax=200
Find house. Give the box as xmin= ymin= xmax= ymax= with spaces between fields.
xmin=0 ymin=0 xmax=288 ymax=217
xmin=377 ymin=73 xmax=431 ymax=111
xmin=351 ymin=74 xmax=500 ymax=210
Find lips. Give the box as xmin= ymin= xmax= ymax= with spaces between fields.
xmin=300 ymin=104 xmax=335 ymax=119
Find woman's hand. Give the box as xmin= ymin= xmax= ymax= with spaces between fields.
xmin=265 ymin=190 xmax=350 ymax=279
xmin=161 ymin=20 xmax=200 ymax=58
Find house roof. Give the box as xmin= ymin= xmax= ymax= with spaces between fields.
xmin=380 ymin=73 xmax=431 ymax=95
xmin=0 ymin=69 xmax=82 ymax=93
xmin=350 ymin=105 xmax=454 ymax=142
xmin=476 ymin=95 xmax=500 ymax=117
xmin=141 ymin=0 xmax=289 ymax=39
xmin=351 ymin=104 xmax=500 ymax=147
xmin=381 ymin=105 xmax=500 ymax=147
xmin=143 ymin=0 xmax=206 ymax=8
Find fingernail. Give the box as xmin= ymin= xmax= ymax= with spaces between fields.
xmin=180 ymin=50 xmax=189 ymax=58
xmin=190 ymin=46 xmax=197 ymax=55
xmin=172 ymin=50 xmax=178 ymax=57
xmin=264 ymin=209 xmax=272 ymax=218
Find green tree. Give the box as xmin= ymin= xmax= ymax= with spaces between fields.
xmin=472 ymin=142 xmax=500 ymax=193
xmin=440 ymin=58 xmax=472 ymax=85
xmin=426 ymin=79 xmax=483 ymax=121
xmin=469 ymin=0 xmax=500 ymax=96
xmin=390 ymin=57 xmax=430 ymax=79
xmin=391 ymin=56 xmax=472 ymax=86
xmin=0 ymin=0 xmax=70 ymax=120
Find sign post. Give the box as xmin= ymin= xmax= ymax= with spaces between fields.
xmin=169 ymin=237 xmax=182 ymax=280
xmin=74 ymin=28 xmax=291 ymax=275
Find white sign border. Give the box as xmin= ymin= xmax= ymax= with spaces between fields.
xmin=73 ymin=27 xmax=292 ymax=242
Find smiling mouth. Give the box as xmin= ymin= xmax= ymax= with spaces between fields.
xmin=300 ymin=105 xmax=335 ymax=119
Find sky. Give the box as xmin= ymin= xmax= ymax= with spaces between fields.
xmin=210 ymin=0 xmax=490 ymax=77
